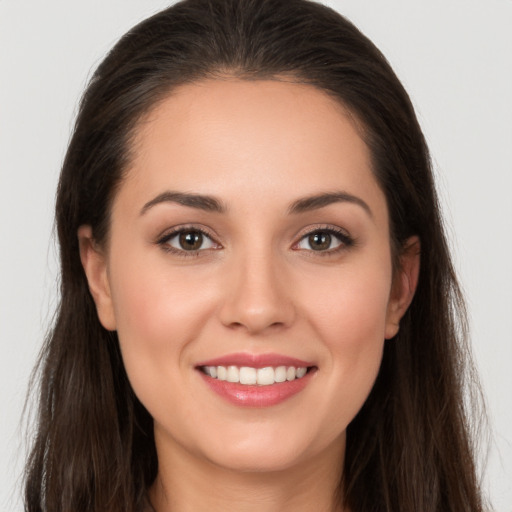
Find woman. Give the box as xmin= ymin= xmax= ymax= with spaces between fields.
xmin=24 ymin=0 xmax=486 ymax=510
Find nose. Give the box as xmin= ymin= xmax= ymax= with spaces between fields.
xmin=218 ymin=249 xmax=296 ymax=335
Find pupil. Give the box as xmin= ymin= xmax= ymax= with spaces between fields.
xmin=179 ymin=231 xmax=202 ymax=250
xmin=309 ymin=232 xmax=331 ymax=251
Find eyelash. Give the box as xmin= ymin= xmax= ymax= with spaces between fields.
xmin=156 ymin=225 xmax=355 ymax=257
xmin=156 ymin=226 xmax=221 ymax=257
xmin=292 ymin=226 xmax=355 ymax=256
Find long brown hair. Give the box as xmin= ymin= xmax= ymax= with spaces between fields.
xmin=25 ymin=0 xmax=486 ymax=510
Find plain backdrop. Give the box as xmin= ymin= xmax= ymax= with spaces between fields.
xmin=1 ymin=1 xmax=511 ymax=510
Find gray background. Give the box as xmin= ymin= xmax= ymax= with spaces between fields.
xmin=1 ymin=1 xmax=511 ymax=510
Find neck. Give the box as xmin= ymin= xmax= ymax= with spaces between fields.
xmin=149 ymin=433 xmax=346 ymax=512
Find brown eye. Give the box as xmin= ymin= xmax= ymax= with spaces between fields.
xmin=295 ymin=228 xmax=350 ymax=253
xmin=308 ymin=232 xmax=332 ymax=251
xmin=162 ymin=229 xmax=217 ymax=252
xmin=179 ymin=231 xmax=204 ymax=251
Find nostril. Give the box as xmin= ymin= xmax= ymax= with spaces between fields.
xmin=226 ymin=320 xmax=287 ymax=334
xmin=218 ymin=281 xmax=296 ymax=333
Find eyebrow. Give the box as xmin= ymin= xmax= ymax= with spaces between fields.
xmin=140 ymin=191 xmax=225 ymax=215
xmin=288 ymin=191 xmax=373 ymax=218
xmin=140 ymin=189 xmax=372 ymax=218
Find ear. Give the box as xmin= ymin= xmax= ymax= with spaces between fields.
xmin=78 ymin=225 xmax=117 ymax=331
xmin=385 ymin=236 xmax=420 ymax=339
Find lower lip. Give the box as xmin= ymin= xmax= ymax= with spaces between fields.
xmin=198 ymin=369 xmax=315 ymax=407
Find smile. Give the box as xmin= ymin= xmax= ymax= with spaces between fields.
xmin=200 ymin=365 xmax=309 ymax=386
xmin=196 ymin=353 xmax=317 ymax=407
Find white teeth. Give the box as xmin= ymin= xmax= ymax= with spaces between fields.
xmin=274 ymin=366 xmax=287 ymax=383
xmin=217 ymin=366 xmax=227 ymax=381
xmin=202 ymin=365 xmax=309 ymax=386
xmin=296 ymin=367 xmax=307 ymax=378
xmin=226 ymin=366 xmax=239 ymax=383
xmin=239 ymin=367 xmax=257 ymax=385
xmin=204 ymin=366 xmax=218 ymax=378
xmin=257 ymin=367 xmax=275 ymax=385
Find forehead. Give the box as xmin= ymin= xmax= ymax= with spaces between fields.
xmin=117 ymin=78 xmax=386 ymax=223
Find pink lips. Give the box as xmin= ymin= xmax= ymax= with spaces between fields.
xmin=196 ymin=352 xmax=316 ymax=408
xmin=196 ymin=352 xmax=313 ymax=369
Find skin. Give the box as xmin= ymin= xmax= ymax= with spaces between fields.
xmin=79 ymin=79 xmax=419 ymax=512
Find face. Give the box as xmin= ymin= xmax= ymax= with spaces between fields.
xmin=80 ymin=79 xmax=417 ymax=475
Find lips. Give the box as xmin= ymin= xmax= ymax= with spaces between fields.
xmin=196 ymin=353 xmax=317 ymax=407
xmin=196 ymin=353 xmax=314 ymax=368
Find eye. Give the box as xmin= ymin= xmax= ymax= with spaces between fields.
xmin=295 ymin=228 xmax=353 ymax=253
xmin=159 ymin=228 xmax=218 ymax=253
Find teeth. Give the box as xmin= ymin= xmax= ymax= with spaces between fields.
xmin=217 ymin=366 xmax=227 ymax=381
xmin=296 ymin=367 xmax=307 ymax=378
xmin=239 ymin=367 xmax=257 ymax=385
xmin=226 ymin=366 xmax=239 ymax=383
xmin=257 ymin=366 xmax=274 ymax=385
xmin=204 ymin=366 xmax=218 ymax=378
xmin=202 ymin=365 xmax=309 ymax=386
xmin=274 ymin=366 xmax=287 ymax=383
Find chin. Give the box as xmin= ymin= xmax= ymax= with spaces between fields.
xmin=198 ymin=426 xmax=344 ymax=475
xmin=208 ymin=447 xmax=308 ymax=474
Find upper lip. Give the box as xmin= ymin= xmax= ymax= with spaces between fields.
xmin=196 ymin=352 xmax=315 ymax=369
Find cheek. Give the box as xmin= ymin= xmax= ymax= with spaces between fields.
xmin=299 ymin=258 xmax=392 ymax=423
xmin=304 ymin=259 xmax=392 ymax=347
xmin=109 ymin=243 xmax=214 ymax=337
xmin=106 ymin=252 xmax=218 ymax=398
